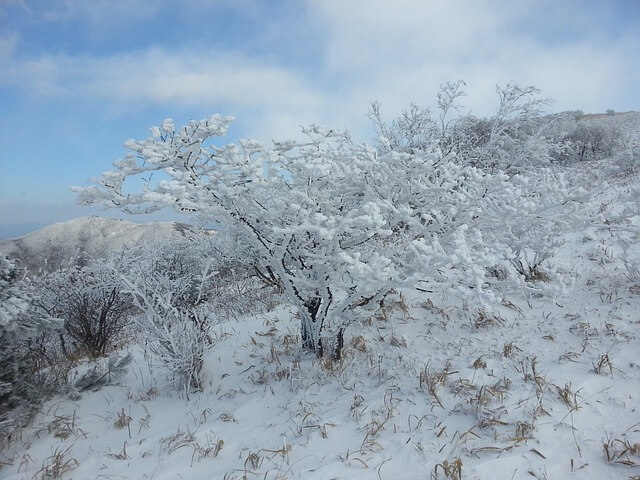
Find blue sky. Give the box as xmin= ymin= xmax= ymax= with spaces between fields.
xmin=1 ymin=0 xmax=639 ymax=238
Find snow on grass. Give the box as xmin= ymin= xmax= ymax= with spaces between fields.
xmin=2 ymin=265 xmax=639 ymax=480
xmin=2 ymin=171 xmax=640 ymax=480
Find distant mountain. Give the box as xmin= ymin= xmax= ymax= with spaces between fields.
xmin=0 ymin=216 xmax=200 ymax=273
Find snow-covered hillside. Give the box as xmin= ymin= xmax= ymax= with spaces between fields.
xmin=1 ymin=171 xmax=639 ymax=480
xmin=1 ymin=110 xmax=639 ymax=480
xmin=0 ymin=217 xmax=198 ymax=273
xmin=1 ymin=220 xmax=639 ymax=479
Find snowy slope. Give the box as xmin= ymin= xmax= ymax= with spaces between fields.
xmin=0 ymin=216 xmax=198 ymax=273
xmin=1 ymin=175 xmax=639 ymax=479
xmin=1 ymin=261 xmax=639 ymax=479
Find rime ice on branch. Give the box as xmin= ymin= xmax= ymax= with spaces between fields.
xmin=74 ymin=100 xmax=580 ymax=358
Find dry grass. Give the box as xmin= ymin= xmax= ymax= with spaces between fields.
xmin=555 ymin=383 xmax=581 ymax=410
xmin=18 ymin=453 xmax=34 ymax=472
xmin=502 ymin=341 xmax=522 ymax=358
xmin=244 ymin=451 xmax=262 ymax=470
xmin=472 ymin=309 xmax=503 ymax=329
xmin=419 ymin=363 xmax=456 ymax=408
xmin=41 ymin=410 xmax=85 ymax=440
xmin=432 ymin=458 xmax=463 ymax=480
xmin=113 ymin=408 xmax=133 ymax=439
xmin=350 ymin=395 xmax=366 ymax=422
xmin=471 ymin=356 xmax=487 ymax=369
xmin=351 ymin=335 xmax=368 ymax=352
xmin=593 ymin=353 xmax=614 ymax=375
xmin=516 ymin=357 xmax=547 ymax=395
xmin=191 ymin=434 xmax=224 ymax=466
xmin=361 ymin=419 xmax=387 ymax=451
xmin=137 ymin=405 xmax=151 ymax=434
xmin=338 ymin=448 xmax=371 ymax=469
xmin=160 ymin=428 xmax=196 ymax=455
xmin=107 ymin=441 xmax=129 ymax=460
xmin=0 ymin=452 xmax=17 ymax=470
xmin=450 ymin=378 xmax=477 ymax=398
xmin=515 ymin=421 xmax=534 ymax=439
xmin=420 ymin=299 xmax=451 ymax=323
xmin=217 ymin=412 xmax=236 ymax=423
xmin=389 ymin=335 xmax=407 ymax=347
xmin=603 ymin=436 xmax=640 ymax=466
xmin=33 ymin=446 xmax=78 ymax=479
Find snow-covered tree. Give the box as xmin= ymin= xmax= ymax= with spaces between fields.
xmin=0 ymin=256 xmax=60 ymax=435
xmin=74 ymin=94 xmax=583 ymax=359
xmin=74 ymin=115 xmax=514 ymax=359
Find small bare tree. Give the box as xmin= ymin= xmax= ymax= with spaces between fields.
xmin=37 ymin=262 xmax=134 ymax=357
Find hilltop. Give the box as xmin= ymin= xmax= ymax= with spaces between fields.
xmin=0 ymin=216 xmax=199 ymax=273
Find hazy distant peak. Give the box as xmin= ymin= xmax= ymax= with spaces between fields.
xmin=0 ymin=216 xmax=200 ymax=274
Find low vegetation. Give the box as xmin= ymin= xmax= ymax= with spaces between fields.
xmin=1 ymin=83 xmax=639 ymax=479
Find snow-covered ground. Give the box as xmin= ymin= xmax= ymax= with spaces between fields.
xmin=1 ymin=177 xmax=640 ymax=480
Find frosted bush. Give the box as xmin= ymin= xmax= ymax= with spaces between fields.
xmin=0 ymin=256 xmax=61 ymax=436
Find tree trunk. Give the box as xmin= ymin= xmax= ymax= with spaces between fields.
xmin=301 ymin=297 xmax=322 ymax=356
xmin=331 ymin=328 xmax=344 ymax=361
xmin=299 ymin=296 xmax=344 ymax=360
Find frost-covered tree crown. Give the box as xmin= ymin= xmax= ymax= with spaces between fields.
xmin=73 ymin=85 xmax=581 ymax=358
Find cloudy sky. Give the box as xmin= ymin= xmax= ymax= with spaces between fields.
xmin=1 ymin=0 xmax=639 ymax=237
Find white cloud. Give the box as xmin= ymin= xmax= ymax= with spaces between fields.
xmin=2 ymin=0 xmax=638 ymax=142
xmin=5 ymin=49 xmax=312 ymax=104
xmin=306 ymin=0 xmax=640 ymax=116
xmin=1 ymin=47 xmax=330 ymax=138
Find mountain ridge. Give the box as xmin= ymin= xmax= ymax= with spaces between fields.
xmin=0 ymin=216 xmax=200 ymax=273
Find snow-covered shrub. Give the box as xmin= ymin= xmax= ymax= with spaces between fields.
xmin=119 ymin=238 xmax=222 ymax=391
xmin=35 ymin=261 xmax=135 ymax=358
xmin=126 ymin=280 xmax=214 ymax=392
xmin=369 ymin=80 xmax=467 ymax=157
xmin=125 ymin=231 xmax=270 ymax=320
xmin=125 ymin=235 xmax=219 ymax=310
xmin=0 ymin=255 xmax=61 ymax=436
xmin=71 ymin=353 xmax=132 ymax=395
xmin=480 ymin=168 xmax=582 ymax=295
xmin=368 ymin=100 xmax=439 ymax=154
xmin=467 ymin=83 xmax=554 ymax=173
xmin=369 ymin=83 xmax=581 ymax=299
xmin=611 ymin=145 xmax=640 ymax=177
xmin=371 ymin=82 xmax=555 ymax=173
xmin=560 ymin=122 xmax=622 ymax=162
